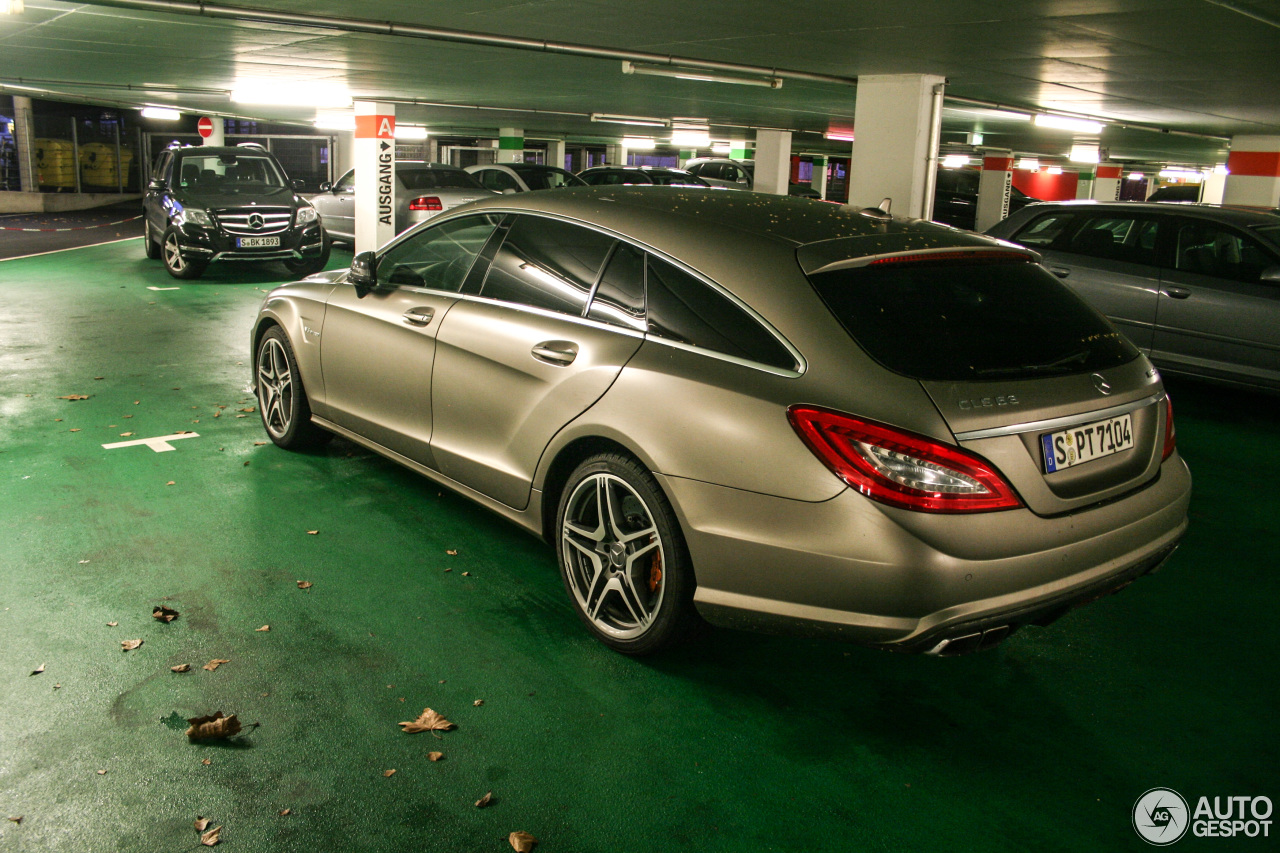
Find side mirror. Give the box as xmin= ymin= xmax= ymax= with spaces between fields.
xmin=1261 ymin=265 xmax=1280 ymax=283
xmin=148 ymin=179 xmax=167 ymax=191
xmin=350 ymin=250 xmax=378 ymax=294
xmin=319 ymin=181 xmax=333 ymax=192
xmin=501 ymin=188 xmax=518 ymax=195
xmin=291 ymin=179 xmax=306 ymax=192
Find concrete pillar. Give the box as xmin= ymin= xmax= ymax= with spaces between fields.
xmin=332 ymin=130 xmax=354 ymax=177
xmin=12 ymin=95 xmax=38 ymax=193
xmin=677 ymin=149 xmax=695 ymax=168
xmin=730 ymin=142 xmax=752 ymax=160
xmin=1091 ymin=164 xmax=1123 ymax=201
xmin=547 ymin=138 xmax=566 ymax=171
xmin=498 ymin=127 xmax=524 ymax=164
xmin=1223 ymin=135 xmax=1280 ymax=207
xmin=605 ymin=143 xmax=624 ymax=166
xmin=354 ymin=100 xmax=396 ymax=255
xmin=811 ymin=155 xmax=828 ymax=200
xmin=847 ymin=73 xmax=946 ymax=216
xmin=974 ymin=151 xmax=1013 ymax=231
xmin=753 ymin=129 xmax=792 ymax=195
xmin=1202 ymin=168 xmax=1227 ymax=204
xmin=202 ymin=116 xmax=225 ymax=147
xmin=1076 ymin=169 xmax=1095 ymax=199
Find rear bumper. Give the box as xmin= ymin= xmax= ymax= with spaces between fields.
xmin=662 ymin=453 xmax=1191 ymax=652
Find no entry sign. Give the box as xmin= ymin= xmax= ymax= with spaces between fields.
xmin=197 ymin=116 xmax=214 ymax=139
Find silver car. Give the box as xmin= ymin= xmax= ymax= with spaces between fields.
xmin=252 ymin=188 xmax=1190 ymax=656
xmin=466 ymin=163 xmax=586 ymax=193
xmin=309 ymin=163 xmax=494 ymax=242
xmin=988 ymin=201 xmax=1280 ymax=392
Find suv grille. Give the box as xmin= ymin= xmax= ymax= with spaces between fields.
xmin=217 ymin=207 xmax=292 ymax=235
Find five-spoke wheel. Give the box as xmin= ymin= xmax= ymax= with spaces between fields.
xmin=162 ymin=226 xmax=207 ymax=279
xmin=255 ymin=327 xmax=330 ymax=449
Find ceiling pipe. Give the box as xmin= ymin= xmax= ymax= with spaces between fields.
xmin=945 ymin=94 xmax=1232 ymax=143
xmin=78 ymin=0 xmax=861 ymax=88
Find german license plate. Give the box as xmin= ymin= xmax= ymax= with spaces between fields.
xmin=237 ymin=236 xmax=279 ymax=248
xmin=1042 ymin=413 xmax=1134 ymax=473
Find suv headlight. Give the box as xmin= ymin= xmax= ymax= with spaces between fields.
xmin=296 ymin=205 xmax=319 ymax=225
xmin=175 ymin=206 xmax=212 ymax=227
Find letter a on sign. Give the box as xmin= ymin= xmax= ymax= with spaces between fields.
xmin=378 ymin=117 xmax=394 ymax=138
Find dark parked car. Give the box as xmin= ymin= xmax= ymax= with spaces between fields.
xmin=988 ymin=200 xmax=1280 ymax=392
xmin=143 ymin=143 xmax=328 ymax=279
xmin=932 ymin=167 xmax=1039 ymax=230
xmin=252 ymin=187 xmax=1189 ymax=656
xmin=1147 ymin=185 xmax=1202 ymax=202
xmin=577 ymin=166 xmax=710 ymax=187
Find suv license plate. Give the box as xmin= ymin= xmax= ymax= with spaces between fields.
xmin=1042 ymin=413 xmax=1134 ymax=473
xmin=237 ymin=236 xmax=280 ymax=248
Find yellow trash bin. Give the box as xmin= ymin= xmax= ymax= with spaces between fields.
xmin=35 ymin=138 xmax=76 ymax=190
xmin=80 ymin=142 xmax=134 ymax=188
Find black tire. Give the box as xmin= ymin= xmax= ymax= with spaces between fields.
xmin=143 ymin=219 xmax=161 ymax=259
xmin=283 ymin=230 xmax=331 ymax=278
xmin=162 ymin=226 xmax=207 ymax=279
xmin=255 ymin=326 xmax=333 ymax=450
xmin=555 ymin=453 xmax=696 ymax=655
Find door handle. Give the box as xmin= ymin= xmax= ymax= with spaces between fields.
xmin=1049 ymin=267 xmax=1071 ymax=278
xmin=1163 ymin=286 xmax=1192 ymax=300
xmin=402 ymin=307 xmax=435 ymax=326
xmin=532 ymin=341 xmax=579 ymax=366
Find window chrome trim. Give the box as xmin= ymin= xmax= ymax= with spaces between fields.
xmin=953 ymin=392 xmax=1165 ymax=441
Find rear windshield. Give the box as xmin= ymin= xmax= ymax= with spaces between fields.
xmin=398 ymin=169 xmax=485 ymax=191
xmin=807 ymin=256 xmax=1139 ymax=381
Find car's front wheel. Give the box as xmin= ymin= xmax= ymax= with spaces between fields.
xmin=556 ymin=453 xmax=696 ymax=655
xmin=255 ymin=326 xmax=332 ymax=450
xmin=143 ymin=219 xmax=161 ymax=259
xmin=162 ymin=226 xmax=207 ymax=279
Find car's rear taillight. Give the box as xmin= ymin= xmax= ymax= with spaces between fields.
xmin=787 ymin=406 xmax=1023 ymax=513
xmin=1162 ymin=395 xmax=1177 ymax=461
xmin=409 ymin=196 xmax=443 ymax=211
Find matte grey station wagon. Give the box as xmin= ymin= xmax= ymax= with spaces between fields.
xmin=252 ymin=188 xmax=1190 ymax=656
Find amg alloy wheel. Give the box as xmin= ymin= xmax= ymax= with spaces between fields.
xmin=255 ymin=327 xmax=331 ymax=450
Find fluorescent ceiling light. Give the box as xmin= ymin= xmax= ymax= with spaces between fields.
xmin=141 ymin=107 xmax=180 ymax=121
xmin=1017 ymin=158 xmax=1040 ymax=171
xmin=622 ymin=136 xmax=655 ymax=150
xmin=1213 ymin=164 xmax=1229 ymax=175
xmin=1128 ymin=172 xmax=1144 ymax=180
xmin=1069 ymin=144 xmax=1100 ymax=164
xmin=824 ymin=131 xmax=855 ymax=142
xmin=1035 ymin=114 xmax=1105 ymax=133
xmin=711 ymin=143 xmax=731 ymax=154
xmin=394 ymin=125 xmax=428 ymax=140
xmin=232 ymin=81 xmax=352 ymax=109
xmin=946 ymin=106 xmax=1032 ymax=122
xmin=942 ymin=154 xmax=971 ymax=168
xmin=1159 ymin=168 xmax=1204 ymax=181
xmin=671 ymin=130 xmax=711 ymax=148
xmin=591 ymin=112 xmax=670 ymax=128
xmin=1047 ymin=166 xmax=1064 ymax=175
xmin=313 ymin=112 xmax=355 ymax=131
xmin=622 ymin=60 xmax=782 ymax=89
xmin=2 ymin=1 xmax=26 ymax=14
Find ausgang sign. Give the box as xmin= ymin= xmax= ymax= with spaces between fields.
xmin=353 ymin=103 xmax=396 ymax=253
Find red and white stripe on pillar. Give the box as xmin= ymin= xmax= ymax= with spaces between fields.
xmin=974 ymin=152 xmax=1013 ymax=231
xmin=1223 ymin=135 xmax=1280 ymax=207
xmin=1092 ymin=164 xmax=1123 ymax=201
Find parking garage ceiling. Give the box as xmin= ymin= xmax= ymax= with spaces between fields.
xmin=3 ymin=0 xmax=1280 ymax=167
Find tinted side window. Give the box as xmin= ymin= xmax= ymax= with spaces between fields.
xmin=646 ymin=256 xmax=796 ymax=370
xmin=1174 ymin=222 xmax=1279 ymax=283
xmin=478 ymin=169 xmax=520 ymax=192
xmin=1011 ymin=212 xmax=1079 ymax=247
xmin=375 ymin=213 xmax=503 ymax=292
xmin=1064 ymin=215 xmax=1159 ymax=266
xmin=333 ymin=169 xmax=356 ymax=193
xmin=481 ymin=216 xmax=615 ymax=314
xmin=588 ymin=243 xmax=646 ymax=331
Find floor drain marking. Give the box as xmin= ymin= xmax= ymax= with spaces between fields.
xmin=102 ymin=433 xmax=200 ymax=453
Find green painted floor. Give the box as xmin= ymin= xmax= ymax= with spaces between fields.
xmin=1 ymin=238 xmax=1276 ymax=852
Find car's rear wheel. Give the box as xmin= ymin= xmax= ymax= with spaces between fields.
xmin=283 ymin=230 xmax=331 ymax=277
xmin=255 ymin=326 xmax=332 ymax=450
xmin=556 ymin=453 xmax=695 ymax=655
xmin=143 ymin=219 xmax=161 ymax=259
xmin=162 ymin=226 xmax=207 ymax=279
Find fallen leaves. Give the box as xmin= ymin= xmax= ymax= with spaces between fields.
xmin=30 ymin=663 xmax=45 ymax=676
xmin=171 ymin=664 xmax=191 ymax=673
xmin=194 ymin=817 xmax=210 ymax=832
xmin=202 ymin=659 xmax=230 ymax=671
xmin=7 ymin=816 xmax=21 ymax=824
xmin=383 ymin=769 xmax=396 ymax=778
xmin=296 ymin=580 xmax=312 ymax=589
xmin=121 ymin=639 xmax=143 ymax=652
xmin=399 ymin=708 xmax=456 ymax=734
xmin=202 ymin=759 xmax=211 ymax=765
xmin=255 ymin=625 xmax=270 ymax=632
xmin=509 ymin=831 xmax=537 ymax=852
xmin=165 ymin=481 xmax=175 ymax=486
xmin=428 ymin=752 xmax=444 ymax=762
xmin=306 ymin=530 xmax=319 ymax=535
xmin=152 ymin=605 xmax=179 ymax=623
xmin=119 ymin=432 xmax=134 ymax=437
xmin=200 ymin=825 xmax=222 ymax=846
xmin=475 ymin=791 xmax=494 ymax=808
xmin=473 ymin=699 xmax=484 ymax=707
xmin=446 ymin=549 xmax=458 ymax=556
xmin=57 ymin=394 xmax=90 ymax=401
xmin=106 ymin=621 xmax=118 ymax=627
xmin=186 ymin=712 xmax=241 ymax=740
xmin=278 ymin=809 xmax=291 ymax=816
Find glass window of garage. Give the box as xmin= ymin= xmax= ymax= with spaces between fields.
xmin=1063 ymin=214 xmax=1160 ymax=266
xmin=646 ymin=255 xmax=797 ymax=370
xmin=375 ymin=213 xmax=504 ymax=292
xmin=1173 ymin=221 xmax=1280 ymax=284
xmin=480 ymin=215 xmax=615 ymax=315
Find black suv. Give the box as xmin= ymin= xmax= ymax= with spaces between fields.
xmin=143 ymin=144 xmax=329 ymax=279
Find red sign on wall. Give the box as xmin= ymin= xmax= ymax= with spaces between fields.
xmin=197 ymin=117 xmax=214 ymax=139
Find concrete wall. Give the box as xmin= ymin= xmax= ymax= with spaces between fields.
xmin=0 ymin=191 xmax=143 ymax=214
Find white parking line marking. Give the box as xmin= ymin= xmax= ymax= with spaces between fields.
xmin=146 ymin=286 xmax=180 ymax=291
xmin=102 ymin=433 xmax=200 ymax=453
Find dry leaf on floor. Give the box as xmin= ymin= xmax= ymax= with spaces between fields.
xmin=242 ymin=461 xmax=249 ymax=467
xmin=255 ymin=625 xmax=270 ymax=632
xmin=399 ymin=708 xmax=456 ymax=734
xmin=165 ymin=481 xmax=175 ymax=486
xmin=213 ymin=410 xmax=221 ymax=418
xmin=446 ymin=549 xmax=458 ymax=556
xmin=96 ymin=770 xmax=106 ymax=775
xmin=383 ymin=769 xmax=396 ymax=777
xmin=186 ymin=712 xmax=241 ymax=740
xmin=203 ymin=659 xmax=230 ymax=671
xmin=254 ymin=441 xmax=267 ymax=446
xmin=475 ymin=791 xmax=494 ymax=808
xmin=200 ymin=825 xmax=222 ymax=846
xmin=171 ymin=664 xmax=191 ymax=673
xmin=239 ymin=407 xmax=255 ymax=413
xmin=119 ymin=432 xmax=133 ymax=437
xmin=106 ymin=621 xmax=118 ymax=627
xmin=7 ymin=816 xmax=21 ymax=824
xmin=428 ymin=752 xmax=444 ymax=761
xmin=279 ymin=809 xmax=291 ymax=816
xmin=194 ymin=817 xmax=210 ymax=832
xmin=509 ymin=831 xmax=537 ymax=852
xmin=30 ymin=663 xmax=45 ymax=676
xmin=202 ymin=759 xmax=211 ymax=765
xmin=58 ymin=395 xmax=90 ymax=401
xmin=152 ymin=605 xmax=179 ymax=623
xmin=69 ymin=428 xmax=81 ymax=432
xmin=121 ymin=639 xmax=143 ymax=651
xmin=296 ymin=581 xmax=312 ymax=589
xmin=462 ymin=571 xmax=471 ymax=577
xmin=306 ymin=530 xmax=318 ymax=535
